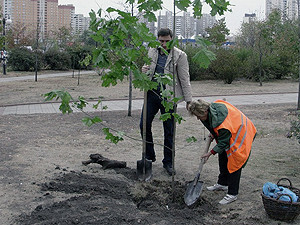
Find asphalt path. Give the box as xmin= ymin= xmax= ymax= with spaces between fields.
xmin=0 ymin=93 xmax=297 ymax=116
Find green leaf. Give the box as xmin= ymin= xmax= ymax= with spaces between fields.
xmin=106 ymin=7 xmax=116 ymax=13
xmin=43 ymin=90 xmax=74 ymax=114
xmin=192 ymin=48 xmax=216 ymax=69
xmin=82 ymin=117 xmax=94 ymax=127
xmin=82 ymin=116 xmax=103 ymax=127
xmin=73 ymin=96 xmax=88 ymax=110
xmin=192 ymin=0 xmax=203 ymax=18
xmin=166 ymin=38 xmax=179 ymax=49
xmin=102 ymin=128 xmax=124 ymax=144
xmin=175 ymin=0 xmax=191 ymax=11
xmin=173 ymin=113 xmax=185 ymax=124
xmin=186 ymin=136 xmax=197 ymax=143
xmin=160 ymin=113 xmax=172 ymax=121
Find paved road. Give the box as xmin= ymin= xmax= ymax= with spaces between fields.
xmin=0 ymin=93 xmax=297 ymax=116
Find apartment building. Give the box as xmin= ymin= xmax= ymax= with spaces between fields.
xmin=72 ymin=14 xmax=90 ymax=35
xmin=266 ymin=0 xmax=298 ymax=20
xmin=157 ymin=11 xmax=216 ymax=38
xmin=195 ymin=13 xmax=216 ymax=37
xmin=243 ymin=13 xmax=257 ymax=23
xmin=1 ymin=1 xmax=217 ymax=42
xmin=58 ymin=4 xmax=74 ymax=30
xmin=1 ymin=0 xmax=76 ymax=41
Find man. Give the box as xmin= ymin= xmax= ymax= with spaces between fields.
xmin=140 ymin=28 xmax=192 ymax=176
xmin=188 ymin=99 xmax=257 ymax=204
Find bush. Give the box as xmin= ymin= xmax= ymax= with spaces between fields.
xmin=66 ymin=45 xmax=93 ymax=70
xmin=44 ymin=48 xmax=71 ymax=70
xmin=9 ymin=47 xmax=42 ymax=71
xmin=183 ymin=45 xmax=214 ymax=81
xmin=209 ymin=48 xmax=242 ymax=84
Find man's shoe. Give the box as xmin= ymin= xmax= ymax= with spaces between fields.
xmin=219 ymin=194 xmax=237 ymax=205
xmin=163 ymin=164 xmax=176 ymax=176
xmin=206 ymin=184 xmax=228 ymax=191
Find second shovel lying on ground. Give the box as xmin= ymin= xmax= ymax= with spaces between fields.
xmin=184 ymin=135 xmax=213 ymax=206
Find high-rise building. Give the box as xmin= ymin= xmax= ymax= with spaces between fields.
xmin=72 ymin=14 xmax=90 ymax=35
xmin=157 ymin=11 xmax=215 ymax=38
xmin=1 ymin=0 xmax=78 ymax=41
xmin=195 ymin=14 xmax=216 ymax=37
xmin=243 ymin=13 xmax=257 ymax=23
xmin=266 ymin=0 xmax=298 ymax=20
xmin=58 ymin=4 xmax=74 ymax=30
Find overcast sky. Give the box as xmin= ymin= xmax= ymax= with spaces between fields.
xmin=59 ymin=0 xmax=266 ymax=35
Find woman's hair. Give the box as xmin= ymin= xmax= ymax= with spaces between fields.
xmin=188 ymin=99 xmax=211 ymax=116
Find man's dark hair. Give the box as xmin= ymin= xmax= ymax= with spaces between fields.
xmin=157 ymin=28 xmax=173 ymax=38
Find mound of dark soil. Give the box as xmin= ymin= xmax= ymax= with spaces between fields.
xmin=17 ymin=167 xmax=226 ymax=225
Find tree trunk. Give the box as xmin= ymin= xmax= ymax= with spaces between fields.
xmin=128 ymin=3 xmax=134 ymax=116
xmin=128 ymin=69 xmax=132 ymax=116
xmin=297 ymin=0 xmax=300 ymax=110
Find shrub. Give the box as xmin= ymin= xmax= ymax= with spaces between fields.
xmin=44 ymin=48 xmax=71 ymax=70
xmin=209 ymin=48 xmax=242 ymax=84
xmin=66 ymin=45 xmax=93 ymax=70
xmin=9 ymin=47 xmax=42 ymax=71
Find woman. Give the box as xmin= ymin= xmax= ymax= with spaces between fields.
xmin=188 ymin=99 xmax=257 ymax=205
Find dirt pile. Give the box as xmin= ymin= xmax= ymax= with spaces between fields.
xmin=17 ymin=167 xmax=232 ymax=225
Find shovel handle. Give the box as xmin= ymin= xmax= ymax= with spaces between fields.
xmin=142 ymin=90 xmax=147 ymax=160
xmin=197 ymin=135 xmax=213 ymax=173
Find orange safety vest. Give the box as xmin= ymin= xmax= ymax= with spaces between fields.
xmin=213 ymin=100 xmax=257 ymax=173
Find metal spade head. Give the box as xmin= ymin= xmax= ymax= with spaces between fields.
xmin=137 ymin=159 xmax=152 ymax=181
xmin=184 ymin=180 xmax=204 ymax=206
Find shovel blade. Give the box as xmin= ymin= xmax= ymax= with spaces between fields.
xmin=137 ymin=159 xmax=152 ymax=181
xmin=184 ymin=180 xmax=204 ymax=206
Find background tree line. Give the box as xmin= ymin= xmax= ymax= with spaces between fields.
xmin=4 ymin=10 xmax=300 ymax=85
xmin=185 ymin=10 xmax=299 ymax=84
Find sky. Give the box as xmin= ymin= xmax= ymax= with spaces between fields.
xmin=59 ymin=0 xmax=266 ymax=35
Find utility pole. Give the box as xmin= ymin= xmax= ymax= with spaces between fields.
xmin=35 ymin=18 xmax=39 ymax=82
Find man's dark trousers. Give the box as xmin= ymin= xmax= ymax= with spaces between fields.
xmin=140 ymin=89 xmax=174 ymax=166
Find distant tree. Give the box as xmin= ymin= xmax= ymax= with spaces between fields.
xmin=52 ymin=27 xmax=73 ymax=49
xmin=79 ymin=30 xmax=97 ymax=47
xmin=205 ymin=18 xmax=230 ymax=47
xmin=6 ymin=22 xmax=34 ymax=48
xmin=236 ymin=10 xmax=298 ymax=82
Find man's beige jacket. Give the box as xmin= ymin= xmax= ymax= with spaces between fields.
xmin=146 ymin=47 xmax=193 ymax=103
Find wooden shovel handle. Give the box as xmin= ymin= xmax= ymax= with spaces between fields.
xmin=197 ymin=135 xmax=213 ymax=173
xmin=142 ymin=90 xmax=147 ymax=160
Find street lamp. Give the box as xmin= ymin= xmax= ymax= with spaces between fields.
xmin=2 ymin=15 xmax=12 ymax=75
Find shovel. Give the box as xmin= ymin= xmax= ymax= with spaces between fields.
xmin=137 ymin=90 xmax=152 ymax=181
xmin=184 ymin=135 xmax=212 ymax=206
